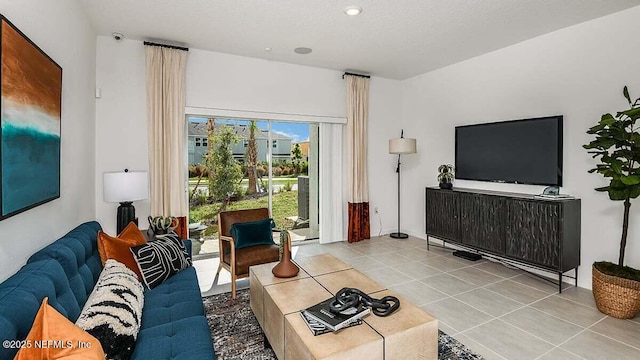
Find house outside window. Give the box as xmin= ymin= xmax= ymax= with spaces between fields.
xmin=187 ymin=121 xmax=292 ymax=164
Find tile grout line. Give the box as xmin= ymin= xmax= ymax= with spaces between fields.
xmin=240 ymin=240 xmax=638 ymax=359
xmin=583 ymin=316 xmax=640 ymax=351
xmin=533 ymin=345 xmax=588 ymax=360
xmin=357 ymin=241 xmax=640 ymax=358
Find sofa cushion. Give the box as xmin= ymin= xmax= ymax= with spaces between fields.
xmin=27 ymin=221 xmax=103 ymax=307
xmin=76 ymin=260 xmax=144 ymax=360
xmin=0 ymin=260 xmax=83 ymax=359
xmin=229 ymin=218 xmax=276 ymax=250
xmin=131 ymin=317 xmax=217 ymax=360
xmin=141 ymin=266 xmax=205 ymax=329
xmin=98 ymin=224 xmax=147 ymax=280
xmin=14 ymin=297 xmax=105 ymax=360
xmin=130 ymin=233 xmax=191 ymax=289
xmin=222 ymin=244 xmax=279 ymax=276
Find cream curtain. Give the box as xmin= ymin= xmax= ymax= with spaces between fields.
xmin=145 ymin=45 xmax=188 ymax=217
xmin=319 ymin=123 xmax=345 ymax=244
xmin=346 ymin=75 xmax=370 ymax=242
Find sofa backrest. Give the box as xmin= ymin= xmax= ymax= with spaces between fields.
xmin=27 ymin=221 xmax=102 ymax=306
xmin=0 ymin=221 xmax=102 ymax=360
xmin=0 ymin=260 xmax=83 ymax=359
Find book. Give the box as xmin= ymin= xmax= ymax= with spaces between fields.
xmin=534 ymin=194 xmax=575 ymax=200
xmin=302 ymin=297 xmax=370 ymax=332
xmin=299 ymin=311 xmax=363 ymax=336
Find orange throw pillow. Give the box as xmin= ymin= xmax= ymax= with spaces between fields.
xmin=14 ymin=297 xmax=105 ymax=360
xmin=97 ymin=222 xmax=147 ymax=280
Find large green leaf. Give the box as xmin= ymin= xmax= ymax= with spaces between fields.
xmin=608 ymin=188 xmax=628 ymax=201
xmin=610 ymin=179 xmax=625 ymax=189
xmin=630 ymin=185 xmax=640 ymax=199
xmin=611 ymin=161 xmax=623 ymax=174
xmin=624 ymin=86 xmax=631 ymax=105
xmin=587 ymin=123 xmax=606 ymax=133
xmin=620 ymin=175 xmax=640 ymax=185
xmin=620 ymin=107 xmax=640 ymax=120
xmin=600 ymin=113 xmax=616 ymax=125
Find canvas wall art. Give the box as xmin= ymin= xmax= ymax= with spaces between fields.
xmin=0 ymin=15 xmax=62 ymax=220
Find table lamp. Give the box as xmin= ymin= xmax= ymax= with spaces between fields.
xmin=104 ymin=169 xmax=149 ymax=234
xmin=388 ymin=130 xmax=417 ymax=239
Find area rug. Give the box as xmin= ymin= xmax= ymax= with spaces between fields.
xmin=203 ymin=289 xmax=484 ymax=360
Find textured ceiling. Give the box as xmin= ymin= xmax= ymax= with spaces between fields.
xmin=78 ymin=0 xmax=640 ymax=80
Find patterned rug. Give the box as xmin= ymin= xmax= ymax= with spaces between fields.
xmin=203 ymin=289 xmax=484 ymax=360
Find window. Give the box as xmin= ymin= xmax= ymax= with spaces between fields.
xmin=186 ymin=116 xmax=321 ymax=260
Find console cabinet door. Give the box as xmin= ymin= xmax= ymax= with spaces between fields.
xmin=506 ymin=200 xmax=560 ymax=269
xmin=426 ymin=189 xmax=458 ymax=241
xmin=459 ymin=193 xmax=505 ymax=253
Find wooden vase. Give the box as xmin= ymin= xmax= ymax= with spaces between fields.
xmin=272 ymin=246 xmax=299 ymax=278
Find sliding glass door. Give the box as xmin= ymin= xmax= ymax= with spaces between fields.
xmin=186 ymin=116 xmax=319 ymax=259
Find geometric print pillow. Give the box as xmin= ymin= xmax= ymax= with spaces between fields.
xmin=129 ymin=232 xmax=192 ymax=289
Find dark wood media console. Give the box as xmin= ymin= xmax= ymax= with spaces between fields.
xmin=425 ymin=187 xmax=581 ymax=292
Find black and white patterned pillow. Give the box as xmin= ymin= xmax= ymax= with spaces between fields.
xmin=76 ymin=259 xmax=144 ymax=360
xmin=130 ymin=232 xmax=191 ymax=289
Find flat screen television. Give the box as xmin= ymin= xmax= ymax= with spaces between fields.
xmin=455 ymin=115 xmax=563 ymax=186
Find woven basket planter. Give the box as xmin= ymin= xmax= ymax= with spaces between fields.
xmin=592 ymin=264 xmax=640 ymax=319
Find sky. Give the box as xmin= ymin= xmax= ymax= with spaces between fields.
xmin=188 ymin=117 xmax=310 ymax=142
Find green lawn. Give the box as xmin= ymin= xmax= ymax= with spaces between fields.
xmin=190 ymin=191 xmax=298 ymax=235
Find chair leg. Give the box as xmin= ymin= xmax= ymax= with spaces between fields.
xmin=215 ymin=262 xmax=223 ymax=276
xmin=231 ymin=273 xmax=237 ymax=299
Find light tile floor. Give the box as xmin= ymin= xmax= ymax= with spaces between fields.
xmin=193 ymin=235 xmax=640 ymax=360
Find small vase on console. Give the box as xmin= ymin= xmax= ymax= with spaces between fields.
xmin=272 ymin=231 xmax=299 ymax=278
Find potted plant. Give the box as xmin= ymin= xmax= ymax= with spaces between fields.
xmin=583 ymin=86 xmax=640 ymax=319
xmin=437 ymin=164 xmax=455 ymax=189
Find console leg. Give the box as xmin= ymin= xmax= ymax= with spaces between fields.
xmin=558 ymin=272 xmax=562 ymax=294
xmin=575 ymin=268 xmax=578 ymax=287
xmin=426 ymin=236 xmax=430 ymax=251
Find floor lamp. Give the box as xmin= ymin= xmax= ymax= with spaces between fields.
xmin=388 ymin=130 xmax=417 ymax=239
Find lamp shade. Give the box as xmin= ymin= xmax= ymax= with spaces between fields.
xmin=103 ymin=171 xmax=149 ymax=203
xmin=389 ymin=138 xmax=417 ymax=154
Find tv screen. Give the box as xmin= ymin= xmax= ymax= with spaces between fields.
xmin=455 ymin=116 xmax=563 ymax=186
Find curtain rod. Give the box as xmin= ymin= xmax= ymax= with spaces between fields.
xmin=143 ymin=41 xmax=189 ymax=52
xmin=342 ymin=72 xmax=371 ymax=79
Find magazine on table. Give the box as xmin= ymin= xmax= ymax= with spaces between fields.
xmin=301 ymin=297 xmax=370 ymax=332
xmin=299 ymin=311 xmax=363 ymax=336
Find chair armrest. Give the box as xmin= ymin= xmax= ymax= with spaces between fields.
xmin=219 ymin=235 xmax=235 ymax=252
xmin=219 ymin=235 xmax=234 ymax=244
xmin=182 ymin=239 xmax=192 ymax=257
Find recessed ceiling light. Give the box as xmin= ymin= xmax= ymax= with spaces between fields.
xmin=344 ymin=6 xmax=362 ymax=16
xmin=294 ymin=47 xmax=312 ymax=55
xmin=264 ymin=47 xmax=272 ymax=52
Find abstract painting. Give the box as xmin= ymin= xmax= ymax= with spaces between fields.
xmin=0 ymin=15 xmax=61 ymax=220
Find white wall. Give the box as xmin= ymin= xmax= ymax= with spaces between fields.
xmin=94 ymin=37 xmax=149 ymax=235
xmin=0 ymin=0 xmax=96 ymax=281
xmin=94 ymin=38 xmax=401 ymax=238
xmin=368 ymin=77 xmax=403 ymax=236
xmin=401 ymin=6 xmax=640 ymax=288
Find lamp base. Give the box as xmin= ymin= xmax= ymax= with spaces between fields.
xmin=116 ymin=201 xmax=136 ymax=234
xmin=390 ymin=232 xmax=409 ymax=239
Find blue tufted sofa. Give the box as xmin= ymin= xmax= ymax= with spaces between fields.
xmin=0 ymin=221 xmax=216 ymax=360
